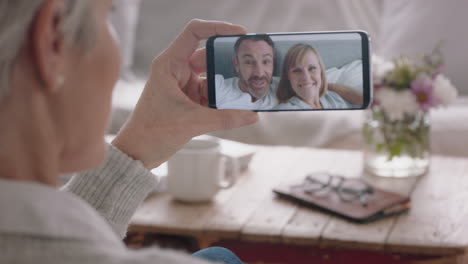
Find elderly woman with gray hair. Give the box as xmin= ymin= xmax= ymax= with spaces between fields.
xmin=0 ymin=1 xmax=257 ymax=263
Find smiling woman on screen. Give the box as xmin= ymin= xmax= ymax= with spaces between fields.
xmin=275 ymin=43 xmax=358 ymax=110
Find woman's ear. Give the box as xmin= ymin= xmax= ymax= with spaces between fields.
xmin=31 ymin=0 xmax=67 ymax=93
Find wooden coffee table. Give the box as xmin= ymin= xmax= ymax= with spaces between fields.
xmin=130 ymin=146 xmax=468 ymax=263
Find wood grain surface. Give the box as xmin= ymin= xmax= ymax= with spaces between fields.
xmin=130 ymin=146 xmax=468 ymax=258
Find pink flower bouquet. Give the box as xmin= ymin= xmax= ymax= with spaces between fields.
xmin=363 ymin=47 xmax=458 ymax=177
xmin=372 ymin=47 xmax=458 ymax=121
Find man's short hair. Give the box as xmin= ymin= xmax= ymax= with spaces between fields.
xmin=233 ymin=35 xmax=275 ymax=55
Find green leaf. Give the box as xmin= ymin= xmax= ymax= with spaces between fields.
xmin=388 ymin=141 xmax=403 ymax=161
xmin=387 ymin=59 xmax=417 ymax=90
xmin=376 ymin=143 xmax=384 ymax=153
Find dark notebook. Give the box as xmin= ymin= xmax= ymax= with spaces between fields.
xmin=273 ymin=177 xmax=411 ymax=223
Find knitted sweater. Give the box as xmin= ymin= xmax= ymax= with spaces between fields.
xmin=0 ymin=144 xmax=212 ymax=264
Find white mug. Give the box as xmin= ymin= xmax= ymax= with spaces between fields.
xmin=167 ymin=138 xmax=240 ymax=202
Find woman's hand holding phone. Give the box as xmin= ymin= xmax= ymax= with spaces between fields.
xmin=112 ymin=19 xmax=258 ymax=169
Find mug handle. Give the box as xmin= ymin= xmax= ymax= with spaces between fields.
xmin=218 ymin=154 xmax=240 ymax=189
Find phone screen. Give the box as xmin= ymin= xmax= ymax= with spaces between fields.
xmin=206 ymin=31 xmax=372 ymax=111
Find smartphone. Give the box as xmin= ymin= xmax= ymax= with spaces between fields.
xmin=206 ymin=31 xmax=372 ymax=111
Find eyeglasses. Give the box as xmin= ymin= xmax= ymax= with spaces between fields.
xmin=291 ymin=172 xmax=374 ymax=206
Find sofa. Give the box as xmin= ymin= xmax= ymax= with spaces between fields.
xmin=110 ymin=0 xmax=468 ymax=157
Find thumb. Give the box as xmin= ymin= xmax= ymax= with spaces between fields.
xmin=194 ymin=109 xmax=259 ymax=134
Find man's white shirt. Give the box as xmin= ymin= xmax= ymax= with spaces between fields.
xmin=215 ymin=75 xmax=279 ymax=110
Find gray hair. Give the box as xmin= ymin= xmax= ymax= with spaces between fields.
xmin=0 ymin=0 xmax=94 ymax=100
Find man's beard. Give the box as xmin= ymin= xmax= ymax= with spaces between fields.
xmin=239 ymin=76 xmax=271 ymax=100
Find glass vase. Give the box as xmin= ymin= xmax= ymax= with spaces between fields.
xmin=363 ymin=108 xmax=430 ymax=177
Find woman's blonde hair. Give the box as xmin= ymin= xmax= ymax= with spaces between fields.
xmin=0 ymin=0 xmax=94 ymax=100
xmin=277 ymin=43 xmax=328 ymax=103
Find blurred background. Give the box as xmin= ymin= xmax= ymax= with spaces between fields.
xmin=119 ymin=0 xmax=466 ymax=95
xmin=109 ymin=0 xmax=468 ymax=157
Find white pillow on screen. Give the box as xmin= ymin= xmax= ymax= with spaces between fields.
xmin=326 ymin=60 xmax=363 ymax=91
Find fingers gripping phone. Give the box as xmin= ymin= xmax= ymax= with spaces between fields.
xmin=206 ymin=31 xmax=372 ymax=111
